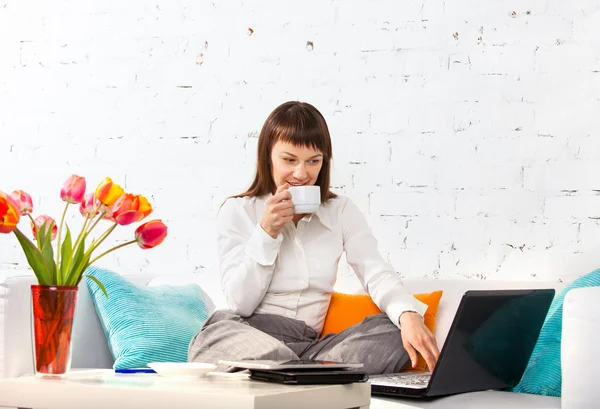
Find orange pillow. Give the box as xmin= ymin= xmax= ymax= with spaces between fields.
xmin=320 ymin=290 xmax=443 ymax=372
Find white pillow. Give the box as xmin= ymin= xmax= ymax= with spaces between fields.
xmin=561 ymin=286 xmax=600 ymax=408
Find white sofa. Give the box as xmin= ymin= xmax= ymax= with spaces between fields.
xmin=1 ymin=271 xmax=599 ymax=409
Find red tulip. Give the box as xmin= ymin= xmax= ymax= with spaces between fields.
xmin=79 ymin=192 xmax=99 ymax=217
xmin=135 ymin=220 xmax=167 ymax=249
xmin=0 ymin=191 xmax=20 ymax=233
xmin=111 ymin=193 xmax=153 ymax=226
xmin=31 ymin=215 xmax=57 ymax=241
xmin=60 ymin=175 xmax=86 ymax=204
xmin=10 ymin=190 xmax=33 ymax=215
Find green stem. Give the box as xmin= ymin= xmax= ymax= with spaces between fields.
xmin=71 ymin=208 xmax=104 ymax=261
xmin=71 ymin=214 xmax=92 ymax=261
xmin=91 ymin=223 xmax=118 ymax=253
xmin=27 ymin=214 xmax=40 ymax=249
xmin=85 ymin=211 xmax=105 ymax=237
xmin=89 ymin=239 xmax=137 ymax=265
xmin=62 ymin=222 xmax=117 ymax=287
xmin=55 ymin=202 xmax=70 ymax=268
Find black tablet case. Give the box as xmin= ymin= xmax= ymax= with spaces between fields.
xmin=249 ymin=369 xmax=369 ymax=385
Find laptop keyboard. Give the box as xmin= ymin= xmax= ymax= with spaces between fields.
xmin=370 ymin=373 xmax=431 ymax=389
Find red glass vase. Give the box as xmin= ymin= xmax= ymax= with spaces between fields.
xmin=31 ymin=285 xmax=78 ymax=378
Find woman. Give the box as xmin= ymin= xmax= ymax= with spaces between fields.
xmin=188 ymin=101 xmax=439 ymax=374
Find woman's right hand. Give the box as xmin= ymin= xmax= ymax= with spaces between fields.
xmin=260 ymin=183 xmax=294 ymax=238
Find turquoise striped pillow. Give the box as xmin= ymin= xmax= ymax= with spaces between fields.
xmin=511 ymin=268 xmax=600 ymax=396
xmin=86 ymin=267 xmax=209 ymax=370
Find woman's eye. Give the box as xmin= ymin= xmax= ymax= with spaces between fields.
xmin=284 ymin=158 xmax=296 ymax=163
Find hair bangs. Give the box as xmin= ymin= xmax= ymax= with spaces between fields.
xmin=273 ymin=107 xmax=329 ymax=157
xmin=277 ymin=125 xmax=325 ymax=154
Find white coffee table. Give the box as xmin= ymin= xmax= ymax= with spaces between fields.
xmin=0 ymin=369 xmax=370 ymax=409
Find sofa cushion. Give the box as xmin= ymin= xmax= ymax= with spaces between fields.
xmin=512 ymin=268 xmax=600 ymax=396
xmin=86 ymin=266 xmax=209 ymax=370
xmin=561 ymin=286 xmax=600 ymax=408
xmin=321 ymin=291 xmax=442 ymax=372
xmin=147 ymin=275 xmax=217 ymax=314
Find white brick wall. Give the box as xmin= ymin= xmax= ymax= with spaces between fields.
xmin=1 ymin=0 xmax=600 ymax=301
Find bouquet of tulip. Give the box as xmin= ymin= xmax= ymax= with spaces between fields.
xmin=0 ymin=174 xmax=168 ymax=377
xmin=0 ymin=175 xmax=167 ymax=290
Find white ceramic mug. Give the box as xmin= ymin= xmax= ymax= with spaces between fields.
xmin=288 ymin=185 xmax=321 ymax=214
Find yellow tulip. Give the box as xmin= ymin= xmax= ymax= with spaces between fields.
xmin=94 ymin=177 xmax=124 ymax=206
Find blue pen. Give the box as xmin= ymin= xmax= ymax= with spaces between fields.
xmin=115 ymin=368 xmax=156 ymax=374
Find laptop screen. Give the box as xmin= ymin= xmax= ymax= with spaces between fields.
xmin=427 ymin=289 xmax=555 ymax=397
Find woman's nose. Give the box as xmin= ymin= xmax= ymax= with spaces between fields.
xmin=293 ymin=164 xmax=307 ymax=179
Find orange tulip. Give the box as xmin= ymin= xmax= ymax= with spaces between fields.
xmin=60 ymin=174 xmax=86 ymax=204
xmin=0 ymin=191 xmax=21 ymax=233
xmin=94 ymin=177 xmax=124 ymax=207
xmin=31 ymin=215 xmax=57 ymax=240
xmin=135 ymin=220 xmax=167 ymax=249
xmin=110 ymin=193 xmax=153 ymax=226
xmin=10 ymin=190 xmax=33 ymax=215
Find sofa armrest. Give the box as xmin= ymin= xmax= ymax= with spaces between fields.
xmin=1 ymin=274 xmax=116 ymax=379
xmin=561 ymin=286 xmax=600 ymax=409
xmin=1 ymin=272 xmax=186 ymax=378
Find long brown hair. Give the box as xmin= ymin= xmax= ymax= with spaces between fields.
xmin=233 ymin=101 xmax=337 ymax=203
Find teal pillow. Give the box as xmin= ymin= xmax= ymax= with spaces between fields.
xmin=511 ymin=268 xmax=600 ymax=396
xmin=86 ymin=266 xmax=209 ymax=370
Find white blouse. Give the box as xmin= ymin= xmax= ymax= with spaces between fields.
xmin=217 ymin=194 xmax=427 ymax=334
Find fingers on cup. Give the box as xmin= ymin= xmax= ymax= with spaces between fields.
xmin=276 ymin=183 xmax=290 ymax=194
xmin=280 ymin=190 xmax=292 ymax=201
xmin=273 ymin=200 xmax=293 ymax=213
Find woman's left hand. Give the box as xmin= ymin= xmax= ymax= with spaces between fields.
xmin=399 ymin=311 xmax=440 ymax=372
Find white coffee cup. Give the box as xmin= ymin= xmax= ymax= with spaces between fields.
xmin=288 ymin=185 xmax=321 ymax=214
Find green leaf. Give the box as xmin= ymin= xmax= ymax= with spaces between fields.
xmin=36 ymin=221 xmax=45 ymax=246
xmin=65 ymin=237 xmax=88 ymax=286
xmin=84 ymin=274 xmax=108 ymax=298
xmin=13 ymin=229 xmax=52 ymax=285
xmin=38 ymin=220 xmax=57 ymax=285
xmin=59 ymin=225 xmax=73 ymax=285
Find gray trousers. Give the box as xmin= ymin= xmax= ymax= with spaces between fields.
xmin=188 ymin=310 xmax=410 ymax=375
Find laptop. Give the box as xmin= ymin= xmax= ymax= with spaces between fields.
xmin=370 ymin=289 xmax=555 ymax=399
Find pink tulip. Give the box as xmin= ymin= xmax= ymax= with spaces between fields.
xmin=79 ymin=192 xmax=99 ymax=217
xmin=60 ymin=175 xmax=86 ymax=204
xmin=135 ymin=220 xmax=167 ymax=249
xmin=31 ymin=215 xmax=57 ymax=241
xmin=10 ymin=190 xmax=33 ymax=215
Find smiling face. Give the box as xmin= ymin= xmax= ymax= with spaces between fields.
xmin=238 ymin=101 xmax=336 ymax=204
xmin=270 ymin=141 xmax=324 ymax=189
